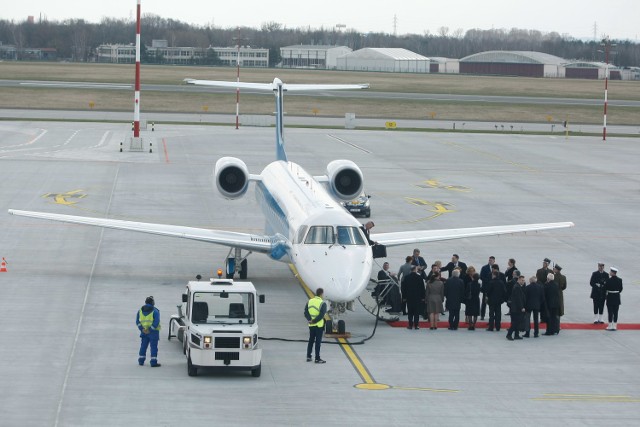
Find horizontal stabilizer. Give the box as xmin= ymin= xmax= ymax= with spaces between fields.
xmin=184 ymin=78 xmax=369 ymax=92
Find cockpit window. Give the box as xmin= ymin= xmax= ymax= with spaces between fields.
xmin=297 ymin=225 xmax=308 ymax=244
xmin=304 ymin=226 xmax=335 ymax=244
xmin=337 ymin=226 xmax=366 ymax=245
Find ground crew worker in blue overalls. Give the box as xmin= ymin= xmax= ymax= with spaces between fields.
xmin=304 ymin=288 xmax=327 ymax=364
xmin=137 ymin=296 xmax=161 ymax=367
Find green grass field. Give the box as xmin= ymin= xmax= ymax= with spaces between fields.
xmin=0 ymin=62 xmax=638 ymax=124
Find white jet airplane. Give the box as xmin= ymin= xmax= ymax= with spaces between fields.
xmin=8 ymin=78 xmax=573 ymax=331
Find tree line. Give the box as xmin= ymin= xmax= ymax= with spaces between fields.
xmin=1 ymin=15 xmax=639 ymax=67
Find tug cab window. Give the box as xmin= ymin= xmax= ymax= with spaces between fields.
xmin=304 ymin=226 xmax=335 ymax=244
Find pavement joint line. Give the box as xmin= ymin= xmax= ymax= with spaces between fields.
xmin=54 ymin=165 xmax=120 ymax=427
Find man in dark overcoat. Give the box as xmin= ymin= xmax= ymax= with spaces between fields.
xmin=486 ymin=271 xmax=506 ymax=332
xmin=524 ymin=276 xmax=545 ymax=338
xmin=443 ymin=269 xmax=465 ymax=330
xmin=506 ymin=275 xmax=526 ymax=340
xmin=401 ymin=265 xmax=425 ymax=330
xmin=543 ymin=273 xmax=561 ymax=335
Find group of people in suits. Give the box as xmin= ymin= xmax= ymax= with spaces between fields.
xmin=376 ymin=252 xmax=625 ymax=336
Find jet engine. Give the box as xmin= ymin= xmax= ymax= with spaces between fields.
xmin=325 ymin=160 xmax=364 ymax=202
xmin=214 ymin=157 xmax=250 ymax=199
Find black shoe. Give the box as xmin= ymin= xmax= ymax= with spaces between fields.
xmin=315 ymin=359 xmax=326 ymax=364
xmin=534 ymin=334 xmax=539 ymax=338
xmin=514 ymin=336 xmax=523 ymax=340
xmin=486 ymin=328 xmax=494 ymax=331
xmin=307 ymin=357 xmax=312 ymax=362
xmin=407 ymin=326 xmax=413 ymax=330
xmin=523 ymin=333 xmax=530 ymax=338
xmin=414 ymin=326 xmax=420 ymax=330
xmin=543 ymin=332 xmax=553 ymax=336
xmin=151 ymin=363 xmax=161 ymax=367
xmin=506 ymin=335 xmax=514 ymax=341
xmin=480 ymin=317 xmax=485 ymax=320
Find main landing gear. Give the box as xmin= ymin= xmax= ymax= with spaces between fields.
xmin=224 ymin=248 xmax=252 ymax=279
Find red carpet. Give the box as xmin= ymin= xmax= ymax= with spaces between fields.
xmin=387 ymin=320 xmax=640 ymax=330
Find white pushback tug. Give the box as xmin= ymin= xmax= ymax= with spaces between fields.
xmin=168 ymin=271 xmax=265 ymax=377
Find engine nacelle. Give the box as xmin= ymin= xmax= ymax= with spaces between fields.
xmin=325 ymin=160 xmax=364 ymax=202
xmin=214 ymin=157 xmax=250 ymax=199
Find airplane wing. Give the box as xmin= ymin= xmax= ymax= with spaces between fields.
xmin=8 ymin=209 xmax=276 ymax=253
xmin=184 ymin=78 xmax=369 ymax=92
xmin=371 ymin=222 xmax=574 ymax=248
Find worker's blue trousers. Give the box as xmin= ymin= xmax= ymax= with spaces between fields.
xmin=138 ymin=334 xmax=159 ymax=366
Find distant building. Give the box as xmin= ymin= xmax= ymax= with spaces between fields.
xmin=337 ymin=48 xmax=430 ymax=73
xmin=0 ymin=43 xmax=57 ymax=61
xmin=0 ymin=42 xmax=17 ymax=60
xmin=96 ymin=40 xmax=268 ymax=67
xmin=280 ymin=45 xmax=352 ymax=69
xmin=96 ymin=44 xmax=136 ymax=64
xmin=429 ymin=57 xmax=459 ymax=74
xmin=564 ymin=61 xmax=620 ymax=79
xmin=460 ymin=51 xmax=566 ymax=78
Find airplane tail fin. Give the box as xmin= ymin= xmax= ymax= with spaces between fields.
xmin=183 ymin=78 xmax=369 ymax=163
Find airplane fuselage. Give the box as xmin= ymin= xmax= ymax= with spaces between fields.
xmin=255 ymin=160 xmax=373 ymax=302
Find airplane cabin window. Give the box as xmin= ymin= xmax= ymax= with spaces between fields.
xmin=304 ymin=226 xmax=335 ymax=244
xmin=337 ymin=226 xmax=366 ymax=245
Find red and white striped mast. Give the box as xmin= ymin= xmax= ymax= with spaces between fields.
xmin=600 ymin=36 xmax=616 ymax=142
xmin=234 ymin=27 xmax=241 ymax=130
xmin=133 ymin=0 xmax=142 ymax=138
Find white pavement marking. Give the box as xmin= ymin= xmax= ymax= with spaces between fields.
xmin=54 ymin=165 xmax=120 ymax=427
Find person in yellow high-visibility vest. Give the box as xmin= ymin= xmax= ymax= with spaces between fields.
xmin=136 ymin=296 xmax=161 ymax=367
xmin=304 ymin=288 xmax=327 ymax=364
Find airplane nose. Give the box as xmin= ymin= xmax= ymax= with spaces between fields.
xmin=296 ymin=246 xmax=372 ymax=302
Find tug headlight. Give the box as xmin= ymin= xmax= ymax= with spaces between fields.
xmin=243 ymin=336 xmax=252 ymax=349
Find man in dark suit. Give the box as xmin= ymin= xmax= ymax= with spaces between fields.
xmin=360 ymin=221 xmax=375 ymax=245
xmin=524 ymin=276 xmax=545 ymax=337
xmin=401 ymin=265 xmax=425 ymax=330
xmin=486 ymin=270 xmax=506 ymax=331
xmin=443 ymin=269 xmax=466 ymax=330
xmin=411 ymin=248 xmax=428 ymax=279
xmin=441 ymin=254 xmax=467 ymax=278
xmin=506 ymin=275 xmax=526 ymax=340
xmin=543 ymin=273 xmax=561 ymax=335
xmin=479 ymin=256 xmax=495 ymax=320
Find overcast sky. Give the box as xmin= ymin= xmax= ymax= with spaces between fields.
xmin=4 ymin=0 xmax=639 ymax=41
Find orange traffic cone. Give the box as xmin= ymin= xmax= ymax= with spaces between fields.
xmin=0 ymin=258 xmax=7 ymax=272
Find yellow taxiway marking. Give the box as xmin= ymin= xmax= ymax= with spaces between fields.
xmin=533 ymin=393 xmax=640 ymax=402
xmin=416 ymin=179 xmax=471 ymax=192
xmin=290 ymin=264 xmax=459 ymax=394
xmin=43 ymin=189 xmax=87 ymax=206
xmin=402 ymin=198 xmax=455 ymax=223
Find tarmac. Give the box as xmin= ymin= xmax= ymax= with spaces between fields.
xmin=1 ymin=117 xmax=639 ymax=426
